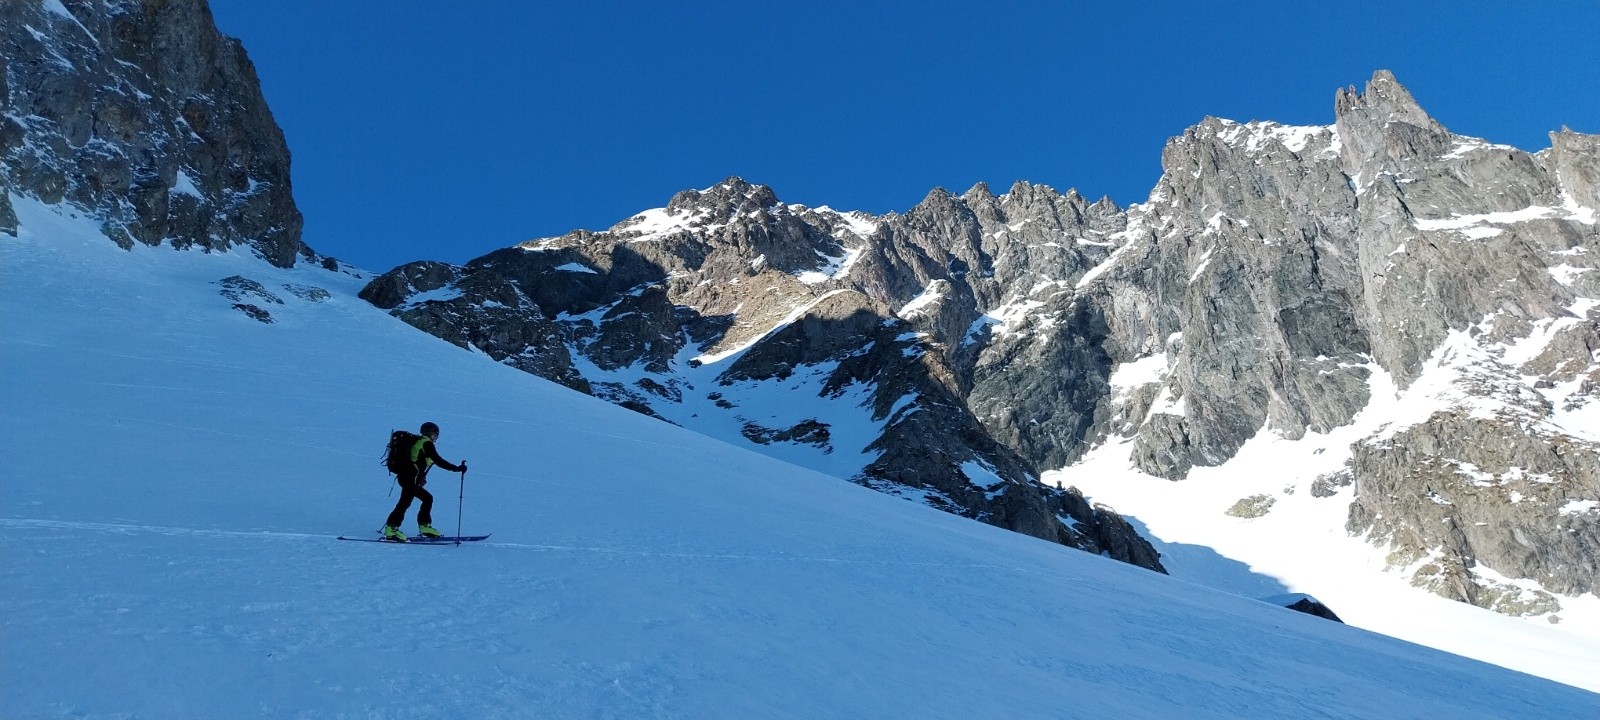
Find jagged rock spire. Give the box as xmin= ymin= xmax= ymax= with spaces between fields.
xmin=1334 ymin=69 xmax=1446 ymax=134
xmin=1334 ymin=69 xmax=1454 ymax=168
xmin=666 ymin=176 xmax=780 ymax=219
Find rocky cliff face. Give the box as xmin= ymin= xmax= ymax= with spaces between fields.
xmin=2 ymin=0 xmax=316 ymax=268
xmin=366 ymin=71 xmax=1598 ymax=614
xmin=1046 ymin=71 xmax=1599 ymax=614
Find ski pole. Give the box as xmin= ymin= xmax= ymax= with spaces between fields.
xmin=455 ymin=468 xmax=466 ymax=547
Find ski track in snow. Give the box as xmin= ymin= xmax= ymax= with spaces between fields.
xmin=4 ymin=518 xmax=1083 ymax=574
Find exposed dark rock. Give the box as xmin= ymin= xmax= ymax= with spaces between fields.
xmin=231 ymin=303 xmax=273 ymax=323
xmin=1263 ymin=594 xmax=1345 ymax=623
xmin=282 ymin=283 xmax=330 ymax=303
xmin=357 ymin=261 xmax=460 ymax=309
xmin=0 ymin=192 xmax=16 ymax=236
xmin=217 ymin=275 xmax=283 ymax=305
xmin=741 ymin=420 xmax=832 ymax=450
xmin=1310 ymin=468 xmax=1354 ymax=498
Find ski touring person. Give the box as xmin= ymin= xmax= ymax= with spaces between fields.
xmin=382 ymin=421 xmax=467 ymax=542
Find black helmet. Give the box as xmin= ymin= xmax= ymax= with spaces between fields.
xmin=419 ymin=421 xmax=440 ymax=438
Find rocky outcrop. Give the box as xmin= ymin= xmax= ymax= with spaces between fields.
xmin=1262 ymin=594 xmax=1344 ymax=623
xmin=1 ymin=0 xmax=317 ymax=266
xmin=356 ymin=260 xmax=589 ymax=392
xmin=1347 ymin=348 xmax=1600 ymax=605
xmin=1099 ymin=113 xmax=1374 ymax=479
xmin=860 ymin=183 xmax=1127 ymax=470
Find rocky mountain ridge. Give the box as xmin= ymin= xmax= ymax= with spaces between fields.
xmin=359 ymin=176 xmax=1165 ymax=570
xmin=365 ymin=71 xmax=1598 ymax=615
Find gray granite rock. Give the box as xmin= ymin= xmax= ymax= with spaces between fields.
xmin=1 ymin=0 xmax=315 ymax=266
xmin=1226 ymin=495 xmax=1277 ymax=519
xmin=1348 ymin=409 xmax=1600 ymax=600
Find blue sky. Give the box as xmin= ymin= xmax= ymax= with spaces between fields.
xmin=207 ymin=1 xmax=1600 ymax=271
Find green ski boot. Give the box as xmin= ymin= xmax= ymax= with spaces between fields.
xmin=382 ymin=525 xmax=408 ymax=542
xmin=417 ymin=524 xmax=442 ymax=538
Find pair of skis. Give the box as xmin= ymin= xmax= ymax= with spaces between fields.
xmin=344 ymin=468 xmax=483 ymax=545
xmin=337 ymin=533 xmax=491 ymax=545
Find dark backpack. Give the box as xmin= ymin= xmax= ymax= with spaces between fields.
xmin=382 ymin=430 xmax=421 ymax=474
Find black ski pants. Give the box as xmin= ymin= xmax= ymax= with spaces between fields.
xmin=385 ymin=469 xmax=433 ymax=528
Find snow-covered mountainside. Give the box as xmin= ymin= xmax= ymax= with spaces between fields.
xmin=5 ymin=188 xmax=1599 ymax=718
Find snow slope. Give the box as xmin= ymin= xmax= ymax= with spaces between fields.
xmin=3 ymin=196 xmax=1596 ymax=718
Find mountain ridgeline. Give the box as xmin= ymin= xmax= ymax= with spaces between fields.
xmin=363 ymin=72 xmax=1600 ymax=612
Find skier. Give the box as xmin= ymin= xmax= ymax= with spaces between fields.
xmin=382 ymin=421 xmax=467 ymax=542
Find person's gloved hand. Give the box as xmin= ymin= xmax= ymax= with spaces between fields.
xmin=459 ymin=461 xmax=469 ymax=473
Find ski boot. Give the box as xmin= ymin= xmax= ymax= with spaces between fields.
xmin=417 ymin=524 xmax=443 ymax=539
xmin=381 ymin=525 xmax=408 ymax=542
